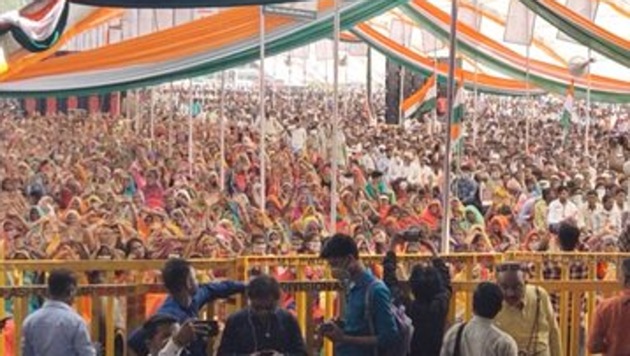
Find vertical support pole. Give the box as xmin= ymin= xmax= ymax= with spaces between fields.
xmin=188 ymin=80 xmax=193 ymax=177
xmin=440 ymin=0 xmax=459 ymax=254
xmin=220 ymin=71 xmax=226 ymax=191
xmin=330 ymin=0 xmax=340 ymax=234
xmin=585 ymin=48 xmax=592 ymax=157
xmin=259 ymin=6 xmax=267 ymax=217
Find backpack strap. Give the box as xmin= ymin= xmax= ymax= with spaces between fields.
xmin=453 ymin=322 xmax=467 ymax=356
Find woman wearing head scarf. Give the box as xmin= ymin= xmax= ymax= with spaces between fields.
xmin=419 ymin=199 xmax=442 ymax=231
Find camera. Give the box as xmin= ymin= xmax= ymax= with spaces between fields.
xmin=193 ymin=320 xmax=220 ymax=338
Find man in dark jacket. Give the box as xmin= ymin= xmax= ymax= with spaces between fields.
xmin=217 ymin=274 xmax=307 ymax=356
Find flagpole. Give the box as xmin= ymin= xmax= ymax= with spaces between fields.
xmin=259 ymin=5 xmax=267 ymax=215
xmin=220 ymin=71 xmax=226 ymax=191
xmin=330 ymin=0 xmax=340 ymax=234
xmin=440 ymin=0 xmax=458 ymax=254
xmin=585 ymin=48 xmax=592 ymax=157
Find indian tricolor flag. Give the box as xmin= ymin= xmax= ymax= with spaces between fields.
xmin=560 ymin=80 xmax=574 ymax=131
xmin=450 ymin=76 xmax=465 ymax=142
xmin=401 ymin=75 xmax=437 ymax=119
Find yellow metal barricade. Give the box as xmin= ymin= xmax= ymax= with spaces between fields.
xmin=0 ymin=253 xmax=628 ymax=356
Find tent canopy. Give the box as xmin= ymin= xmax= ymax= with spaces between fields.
xmin=0 ymin=0 xmax=628 ymax=101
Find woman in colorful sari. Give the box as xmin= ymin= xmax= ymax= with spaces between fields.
xmin=419 ymin=200 xmax=442 ymax=231
xmin=487 ymin=215 xmax=517 ymax=251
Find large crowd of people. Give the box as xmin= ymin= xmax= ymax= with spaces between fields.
xmin=0 ymin=87 xmax=628 ymax=263
xmin=0 ymin=85 xmax=629 ymax=355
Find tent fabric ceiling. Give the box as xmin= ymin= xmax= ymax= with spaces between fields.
xmin=0 ymin=0 xmax=628 ymax=101
xmin=521 ymin=0 xmax=630 ymax=68
xmin=0 ymin=0 xmax=407 ymax=97
xmin=402 ymin=0 xmax=630 ymax=103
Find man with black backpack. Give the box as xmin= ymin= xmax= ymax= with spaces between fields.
xmin=319 ymin=233 xmax=411 ymax=356
xmin=441 ymin=282 xmax=517 ymax=356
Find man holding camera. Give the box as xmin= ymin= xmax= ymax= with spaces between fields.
xmin=142 ymin=315 xmax=217 ymax=356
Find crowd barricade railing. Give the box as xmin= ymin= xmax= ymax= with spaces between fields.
xmin=0 ymin=253 xmax=629 ymax=356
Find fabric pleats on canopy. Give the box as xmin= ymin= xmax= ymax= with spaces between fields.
xmin=0 ymin=0 xmax=70 ymax=52
xmin=520 ymin=0 xmax=630 ymax=68
xmin=0 ymin=0 xmax=407 ymax=97
xmin=352 ymin=23 xmax=546 ymax=97
xmin=402 ymin=0 xmax=630 ymax=103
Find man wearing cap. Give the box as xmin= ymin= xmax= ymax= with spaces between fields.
xmin=494 ymin=263 xmax=561 ymax=356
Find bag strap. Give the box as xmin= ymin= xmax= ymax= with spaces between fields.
xmin=454 ymin=322 xmax=467 ymax=356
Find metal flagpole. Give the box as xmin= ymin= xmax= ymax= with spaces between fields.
xmin=188 ymin=79 xmax=194 ymax=177
xmin=220 ymin=71 xmax=226 ymax=191
xmin=585 ymin=48 xmax=592 ymax=157
xmin=440 ymin=0 xmax=459 ymax=254
xmin=259 ymin=6 xmax=267 ymax=215
xmin=330 ymin=0 xmax=340 ymax=234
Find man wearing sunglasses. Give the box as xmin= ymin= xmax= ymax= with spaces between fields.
xmin=494 ymin=263 xmax=561 ymax=356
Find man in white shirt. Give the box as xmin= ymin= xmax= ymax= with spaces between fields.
xmin=441 ymin=282 xmax=518 ymax=356
xmin=547 ymin=186 xmax=579 ymax=230
xmin=580 ymin=190 xmax=601 ymax=233
xmin=290 ymin=119 xmax=307 ymax=154
xmin=593 ymin=195 xmax=622 ymax=239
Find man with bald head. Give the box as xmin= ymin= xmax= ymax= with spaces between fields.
xmin=493 ymin=263 xmax=561 ymax=356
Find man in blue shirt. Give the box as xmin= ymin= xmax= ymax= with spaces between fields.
xmin=129 ymin=258 xmax=246 ymax=356
xmin=319 ymin=234 xmax=399 ymax=356
xmin=22 ymin=269 xmax=96 ymax=356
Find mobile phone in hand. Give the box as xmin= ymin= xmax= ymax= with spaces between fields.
xmin=193 ymin=320 xmax=220 ymax=337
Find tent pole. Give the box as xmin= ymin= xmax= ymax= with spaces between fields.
xmin=432 ymin=47 xmax=438 ymax=135
xmin=398 ymin=66 xmax=405 ymax=125
xmin=440 ymin=0 xmax=459 ymax=254
xmin=259 ymin=5 xmax=267 ymax=216
xmin=188 ymin=79 xmax=193 ymax=177
xmin=135 ymin=89 xmax=140 ymax=134
xmin=168 ymin=83 xmax=174 ymax=159
xmin=220 ymin=71 xmax=226 ymax=191
xmin=525 ymin=44 xmax=531 ymax=154
xmin=330 ymin=0 xmax=340 ymax=234
xmin=585 ymin=48 xmax=592 ymax=157
xmin=150 ymin=87 xmax=155 ymax=149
